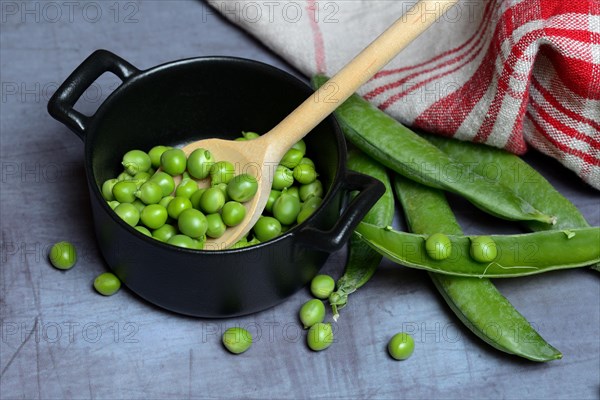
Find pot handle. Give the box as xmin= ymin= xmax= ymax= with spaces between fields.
xmin=47 ymin=49 xmax=140 ymax=140
xmin=296 ymin=170 xmax=385 ymax=252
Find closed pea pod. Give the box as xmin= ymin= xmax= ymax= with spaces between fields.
xmin=311 ymin=74 xmax=554 ymax=225
xmin=393 ymin=175 xmax=562 ymax=361
xmin=328 ymin=149 xmax=395 ymax=320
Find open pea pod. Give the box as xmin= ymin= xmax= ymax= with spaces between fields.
xmin=355 ymin=222 xmax=600 ymax=278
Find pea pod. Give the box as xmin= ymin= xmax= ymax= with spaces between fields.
xmin=422 ymin=133 xmax=589 ymax=231
xmin=394 ymin=175 xmax=561 ymax=362
xmin=421 ymin=133 xmax=598 ymax=272
xmin=355 ymin=222 xmax=599 ymax=278
xmin=311 ymin=75 xmax=554 ymax=225
xmin=329 ymin=149 xmax=395 ymax=320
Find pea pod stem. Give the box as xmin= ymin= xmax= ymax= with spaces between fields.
xmin=311 ymin=75 xmax=555 ymax=225
xmin=355 ymin=222 xmax=600 ymax=278
xmin=394 ymin=175 xmax=562 ymax=361
xmin=328 ymin=149 xmax=395 ymax=320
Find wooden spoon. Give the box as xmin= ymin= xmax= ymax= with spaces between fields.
xmin=182 ymin=0 xmax=459 ymax=250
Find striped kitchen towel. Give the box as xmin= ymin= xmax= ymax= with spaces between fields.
xmin=206 ymin=0 xmax=600 ymax=189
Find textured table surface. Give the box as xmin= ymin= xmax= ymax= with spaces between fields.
xmin=1 ymin=2 xmax=599 ymax=399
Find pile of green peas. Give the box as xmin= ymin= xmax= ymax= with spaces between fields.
xmin=100 ymin=132 xmax=322 ymax=250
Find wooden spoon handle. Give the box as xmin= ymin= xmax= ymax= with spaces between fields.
xmin=262 ymin=0 xmax=459 ymax=153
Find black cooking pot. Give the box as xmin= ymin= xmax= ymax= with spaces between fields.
xmin=48 ymin=50 xmax=383 ymax=317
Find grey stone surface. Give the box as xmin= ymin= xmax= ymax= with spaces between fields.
xmin=1 ymin=1 xmax=599 ymax=399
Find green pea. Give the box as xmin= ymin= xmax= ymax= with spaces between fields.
xmin=387 ymin=332 xmax=414 ymax=360
xmin=107 ymin=200 xmax=120 ymax=210
xmin=470 ymin=236 xmax=498 ymax=263
xmin=425 ymin=233 xmax=452 ymax=261
xmin=272 ymin=166 xmax=294 ymax=190
xmin=122 ymin=150 xmax=151 ymax=175
xmin=131 ymin=199 xmax=145 ymax=212
xmin=199 ymin=187 xmax=226 ymax=214
xmin=299 ymin=299 xmax=325 ymax=329
xmin=112 ymin=180 xmax=138 ymax=203
xmin=167 ymin=234 xmax=196 ymax=249
xmin=187 ymin=148 xmax=215 ymax=179
xmin=272 ymin=192 xmax=301 ymax=225
xmin=49 ymin=241 xmax=77 ymax=270
xmin=212 ymin=182 xmax=230 ymax=201
xmin=133 ymin=171 xmax=152 ymax=183
xmin=114 ymin=203 xmax=140 ymax=227
xmin=148 ymin=145 xmax=169 ymax=168
xmin=140 ymin=204 xmax=168 ymax=230
xmin=193 ymin=238 xmax=205 ymax=250
xmin=234 ymin=137 xmax=247 ymax=141
xmin=175 ymin=177 xmax=198 ymax=199
xmin=292 ymin=140 xmax=306 ymax=155
xmin=94 ymin=272 xmax=121 ymax=296
xmin=227 ymin=174 xmax=258 ymax=202
xmin=242 ymin=131 xmax=260 ymax=140
xmin=265 ymin=190 xmax=281 ymax=214
xmin=222 ymin=327 xmax=252 ymax=354
xmin=221 ymin=201 xmax=246 ymax=227
xmin=152 ymin=224 xmax=177 ymax=242
xmin=158 ymin=195 xmax=174 ymax=209
xmin=134 ymin=226 xmax=152 ymax=237
xmin=252 ymin=216 xmax=281 ymax=242
xmin=117 ymin=171 xmax=133 ymax=181
xmin=210 ymin=161 xmax=236 ymax=185
xmin=178 ymin=209 xmax=208 ymax=239
xmin=149 ymin=172 xmax=175 ymax=197
xmin=280 ymin=148 xmax=304 ymax=169
xmin=205 ymin=213 xmax=227 ymax=239
xmin=307 ymin=322 xmax=333 ymax=351
xmin=160 ymin=148 xmax=187 ymax=176
xmin=298 ymin=157 xmax=315 ymax=168
xmin=101 ymin=178 xmax=118 ymax=201
xmin=135 ymin=181 xmax=163 ymax=205
xmin=293 ymin=164 xmax=317 ymax=185
xmin=285 ymin=186 xmax=300 ymax=199
xmin=299 ymin=180 xmax=323 ymax=201
xmin=189 ymin=188 xmax=207 ymax=209
xmin=310 ymin=274 xmax=335 ymax=299
xmin=301 ymin=196 xmax=323 ymax=211
xmin=167 ymin=196 xmax=192 ymax=219
xmin=297 ymin=196 xmax=322 ymax=224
